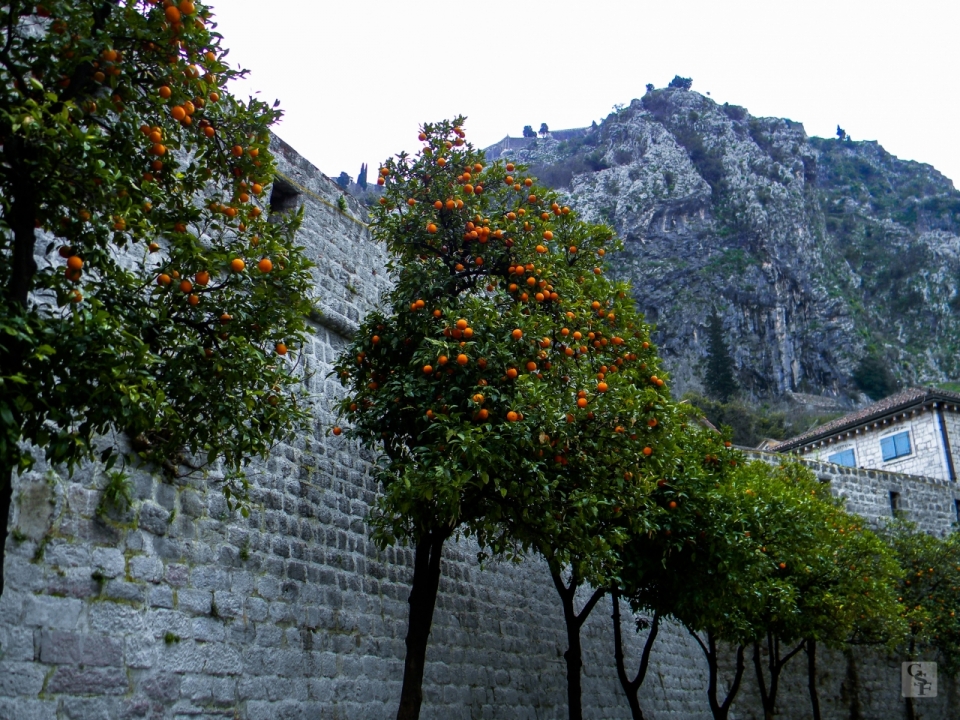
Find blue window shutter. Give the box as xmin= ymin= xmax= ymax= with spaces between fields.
xmin=881 ymin=436 xmax=896 ymax=461
xmin=895 ymin=432 xmax=911 ymax=457
xmin=828 ymin=449 xmax=856 ymax=467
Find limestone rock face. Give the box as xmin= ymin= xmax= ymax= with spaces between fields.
xmin=488 ymin=89 xmax=960 ymax=403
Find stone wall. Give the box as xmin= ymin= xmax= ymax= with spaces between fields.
xmin=1 ymin=136 xmax=958 ymax=720
xmin=747 ymin=450 xmax=960 ymax=535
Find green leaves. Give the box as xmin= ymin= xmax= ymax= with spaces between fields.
xmin=0 ymin=1 xmax=314 ymax=502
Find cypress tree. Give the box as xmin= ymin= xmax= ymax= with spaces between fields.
xmin=357 ymin=163 xmax=368 ymax=190
xmin=703 ymin=311 xmax=739 ymax=402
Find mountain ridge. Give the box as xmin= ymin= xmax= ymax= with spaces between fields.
xmin=485 ymin=87 xmax=960 ymax=407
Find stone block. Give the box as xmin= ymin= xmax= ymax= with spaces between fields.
xmin=47 ymin=666 xmax=129 ymax=696
xmin=138 ymin=503 xmax=170 ymax=536
xmin=0 ymin=661 xmax=47 ymax=697
xmin=129 ymin=555 xmax=164 ymax=584
xmin=23 ymin=594 xmax=82 ymax=630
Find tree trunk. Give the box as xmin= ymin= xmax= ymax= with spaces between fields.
xmin=395 ymin=529 xmax=449 ymax=720
xmin=806 ymin=639 xmax=821 ymax=720
xmin=688 ymin=626 xmax=745 ymax=720
xmin=753 ymin=632 xmax=805 ymax=720
xmin=611 ymin=588 xmax=658 ymax=720
xmin=550 ymin=570 xmax=606 ymax=720
xmin=0 ymin=463 xmax=11 ymax=598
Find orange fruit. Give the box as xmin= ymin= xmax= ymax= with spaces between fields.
xmin=164 ymin=5 xmax=181 ymax=21
xmin=66 ymin=256 xmax=83 ymax=271
xmin=597 ymin=382 xmax=608 ymax=392
xmin=643 ymin=447 xmax=653 ymax=456
xmin=195 ymin=270 xmax=210 ymax=286
xmin=506 ymin=368 xmax=518 ymax=379
xmin=457 ymin=353 xmax=468 ymax=366
xmin=257 ymin=258 xmax=273 ymax=273
xmin=422 ymin=365 xmax=433 ymax=374
xmin=511 ymin=329 xmax=522 ymax=340
xmin=231 ymin=145 xmax=244 ymax=157
xmin=230 ymin=258 xmax=245 ymax=272
xmin=179 ymin=0 xmax=195 ymax=14
xmin=506 ymin=411 xmax=519 ymax=422
xmin=543 ymin=231 xmax=553 ymax=240
xmin=525 ymin=361 xmax=537 ymax=371
xmin=427 ymin=223 xmax=438 ymax=234
xmin=668 ymin=501 xmax=677 ymax=509
xmin=332 ymin=426 xmax=342 ymax=436
xmin=171 ymin=106 xmax=186 ymax=121
xmin=276 ymin=343 xmax=288 ymax=355
xmin=159 ymin=85 xmax=172 ymax=99
xmin=456 ymin=318 xmax=468 ymax=330
xmin=438 ymin=355 xmax=448 ymax=365
xmin=188 ymin=293 xmax=199 ymax=306
xmin=577 ymin=398 xmax=588 ymax=408
xmin=437 ymin=157 xmax=446 ymax=167
xmin=157 ymin=273 xmax=171 ymax=286
xmin=477 ymin=409 xmax=489 ymax=421
xmin=179 ymin=279 xmax=193 ymax=293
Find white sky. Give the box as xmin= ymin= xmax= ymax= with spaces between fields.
xmin=214 ymin=0 xmax=960 ymax=185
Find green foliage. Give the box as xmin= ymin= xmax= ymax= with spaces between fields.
xmin=336 ymin=194 xmax=348 ymax=213
xmin=333 ymin=118 xmax=677 ymax=583
xmin=0 ymin=1 xmax=315 ymax=493
xmin=522 ymin=125 xmax=536 ymax=138
xmin=685 ymin=394 xmax=784 ymax=446
xmin=620 ymin=458 xmax=902 ymax=717
xmin=668 ymin=76 xmax=693 ymax=91
xmin=882 ymin=521 xmax=960 ymax=674
xmin=98 ymin=469 xmax=132 ymax=515
xmin=702 ymin=312 xmax=739 ymax=403
xmin=853 ymin=354 xmax=898 ymax=400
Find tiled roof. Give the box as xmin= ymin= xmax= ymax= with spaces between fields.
xmin=771 ymin=387 xmax=960 ymax=452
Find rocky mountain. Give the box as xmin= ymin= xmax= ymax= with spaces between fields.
xmin=486 ymin=87 xmax=960 ymax=406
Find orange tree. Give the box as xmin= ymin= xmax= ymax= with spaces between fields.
xmin=0 ymin=0 xmax=314 ymax=597
xmin=882 ymin=521 xmax=960 ymax=720
xmin=614 ymin=431 xmax=745 ymax=720
xmin=734 ymin=463 xmax=901 ymax=720
xmin=489 ymin=274 xmax=693 ymax=720
xmin=331 ymin=118 xmax=678 ymax=720
xmin=610 ymin=420 xmax=738 ymax=720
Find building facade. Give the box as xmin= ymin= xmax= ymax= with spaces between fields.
xmin=772 ymin=387 xmax=960 ymax=483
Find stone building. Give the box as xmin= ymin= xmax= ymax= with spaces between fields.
xmin=2 ymin=136 xmax=960 ymax=719
xmin=772 ymin=387 xmax=960 ymax=484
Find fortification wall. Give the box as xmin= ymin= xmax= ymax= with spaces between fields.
xmin=0 ymin=138 xmax=957 ymax=720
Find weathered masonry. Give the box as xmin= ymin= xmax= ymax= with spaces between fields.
xmin=1 ymin=136 xmax=959 ymax=719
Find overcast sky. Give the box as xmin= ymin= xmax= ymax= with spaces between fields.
xmin=213 ymin=0 xmax=960 ymax=185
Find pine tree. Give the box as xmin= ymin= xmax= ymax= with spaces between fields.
xmin=703 ymin=311 xmax=739 ymax=402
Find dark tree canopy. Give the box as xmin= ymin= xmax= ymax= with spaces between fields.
xmin=539 ymin=123 xmax=549 ymax=136
xmin=703 ymin=311 xmax=739 ymax=403
xmin=522 ymin=125 xmax=536 ymax=138
xmin=645 ymin=83 xmax=655 ymax=93
xmin=836 ymin=126 xmax=848 ymax=141
xmin=853 ymin=354 xmax=898 ymax=400
xmin=668 ymin=75 xmax=693 ymax=91
xmin=356 ymin=162 xmax=368 ymax=190
xmin=336 ymin=172 xmax=351 ymax=190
